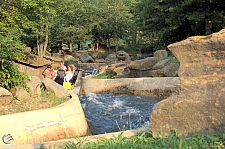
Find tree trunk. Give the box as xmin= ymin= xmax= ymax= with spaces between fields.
xmin=95 ymin=39 xmax=99 ymax=51
xmin=107 ymin=38 xmax=110 ymax=51
xmin=115 ymin=38 xmax=118 ymax=52
xmin=205 ymin=0 xmax=212 ymax=35
xmin=37 ymin=26 xmax=44 ymax=57
xmin=36 ymin=35 xmax=40 ymax=56
xmin=77 ymin=41 xmax=81 ymax=50
xmin=135 ymin=30 xmax=140 ymax=44
xmin=39 ymin=43 xmax=43 ymax=57
xmin=43 ymin=25 xmax=49 ymax=57
xmin=69 ymin=41 xmax=73 ymax=52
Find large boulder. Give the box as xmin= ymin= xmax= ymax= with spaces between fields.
xmin=15 ymin=62 xmax=41 ymax=78
xmin=0 ymin=87 xmax=13 ymax=106
xmin=15 ymin=88 xmax=31 ymax=101
xmin=152 ymin=59 xmax=171 ymax=70
xmin=15 ymin=54 xmax=52 ymax=80
xmin=79 ymin=53 xmax=94 ymax=63
xmin=89 ymin=52 xmax=99 ymax=59
xmin=113 ymin=63 xmax=130 ymax=78
xmin=162 ymin=63 xmax=179 ymax=77
xmin=116 ymin=50 xmax=131 ymax=63
xmin=128 ymin=57 xmax=159 ymax=70
xmin=150 ymin=29 xmax=225 ymax=137
xmin=153 ymin=50 xmax=168 ymax=59
xmin=105 ymin=53 xmax=118 ymax=65
xmin=150 ymin=69 xmax=166 ymax=77
xmin=94 ymin=59 xmax=105 ymax=63
xmin=64 ymin=55 xmax=78 ymax=63
xmin=26 ymin=76 xmax=42 ymax=99
xmin=43 ymin=55 xmax=63 ymax=70
xmin=129 ymin=69 xmax=152 ymax=78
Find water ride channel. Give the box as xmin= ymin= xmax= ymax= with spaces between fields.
xmin=78 ymin=93 xmax=161 ymax=135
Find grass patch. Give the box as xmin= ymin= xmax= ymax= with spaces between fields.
xmin=162 ymin=56 xmax=180 ymax=65
xmin=0 ymin=88 xmax=69 ymax=115
xmin=92 ymin=72 xmax=114 ymax=79
xmin=48 ymin=131 xmax=225 ymax=149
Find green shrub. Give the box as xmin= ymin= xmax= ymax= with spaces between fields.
xmin=92 ymin=72 xmax=114 ymax=79
xmin=0 ymin=61 xmax=29 ymax=92
xmin=169 ymin=57 xmax=180 ymax=65
xmin=64 ymin=59 xmax=77 ymax=65
xmin=163 ymin=56 xmax=180 ymax=65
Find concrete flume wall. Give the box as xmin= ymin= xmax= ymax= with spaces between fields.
xmin=0 ymin=94 xmax=90 ymax=145
xmin=79 ymin=77 xmax=180 ymax=98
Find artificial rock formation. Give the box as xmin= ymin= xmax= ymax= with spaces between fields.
xmin=150 ymin=29 xmax=225 ymax=137
xmin=80 ymin=77 xmax=180 ymax=98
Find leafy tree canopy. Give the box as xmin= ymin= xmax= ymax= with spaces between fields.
xmin=134 ymin=0 xmax=225 ymax=48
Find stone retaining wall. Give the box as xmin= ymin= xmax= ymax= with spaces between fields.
xmin=79 ymin=77 xmax=180 ymax=98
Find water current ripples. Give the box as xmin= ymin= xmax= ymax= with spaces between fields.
xmin=78 ymin=93 xmax=161 ymax=135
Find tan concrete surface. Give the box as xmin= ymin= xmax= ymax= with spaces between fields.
xmin=9 ymin=127 xmax=149 ymax=149
xmin=79 ymin=77 xmax=180 ymax=98
xmin=0 ymin=95 xmax=90 ymax=146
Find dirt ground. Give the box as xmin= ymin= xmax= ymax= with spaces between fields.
xmin=0 ymin=90 xmax=69 ymax=116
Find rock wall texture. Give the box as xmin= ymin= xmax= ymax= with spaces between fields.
xmin=150 ymin=29 xmax=225 ymax=137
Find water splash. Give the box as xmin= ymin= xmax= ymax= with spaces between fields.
xmin=79 ymin=93 xmax=161 ymax=135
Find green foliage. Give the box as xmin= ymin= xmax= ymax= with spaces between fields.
xmin=134 ymin=0 xmax=225 ymax=48
xmin=87 ymin=0 xmax=136 ymax=50
xmin=0 ymin=61 xmax=29 ymax=92
xmin=170 ymin=57 xmax=180 ymax=65
xmin=64 ymin=59 xmax=77 ymax=65
xmin=92 ymin=73 xmax=114 ymax=79
xmin=0 ymin=0 xmax=31 ymax=91
xmin=57 ymin=131 xmax=225 ymax=149
xmin=52 ymin=0 xmax=92 ymax=44
xmin=163 ymin=56 xmax=180 ymax=65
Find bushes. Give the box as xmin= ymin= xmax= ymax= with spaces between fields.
xmin=0 ymin=61 xmax=28 ymax=92
xmin=92 ymin=72 xmax=114 ymax=79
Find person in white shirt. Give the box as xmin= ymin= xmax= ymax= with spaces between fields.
xmin=64 ymin=64 xmax=75 ymax=82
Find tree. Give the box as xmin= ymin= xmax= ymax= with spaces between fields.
xmin=134 ymin=0 xmax=225 ymax=48
xmin=51 ymin=0 xmax=93 ymax=52
xmin=0 ymin=0 xmax=28 ymax=90
xmin=0 ymin=0 xmax=57 ymax=90
xmin=90 ymin=0 xmax=135 ymax=51
xmin=18 ymin=0 xmax=57 ymax=57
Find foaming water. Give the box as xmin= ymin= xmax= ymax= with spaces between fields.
xmin=79 ymin=93 xmax=161 ymax=135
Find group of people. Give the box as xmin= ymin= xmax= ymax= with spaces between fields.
xmin=45 ymin=62 xmax=77 ymax=86
xmin=56 ymin=62 xmax=76 ymax=86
